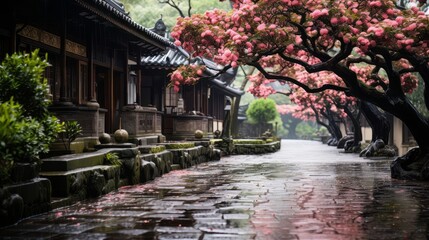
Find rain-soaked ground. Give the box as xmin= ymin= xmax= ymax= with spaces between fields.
xmin=1 ymin=140 xmax=429 ymax=239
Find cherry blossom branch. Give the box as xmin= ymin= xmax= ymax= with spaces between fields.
xmin=275 ymin=90 xmax=292 ymax=96
xmin=187 ymin=0 xmax=192 ymax=17
xmin=251 ymin=62 xmax=349 ymax=94
xmin=311 ymin=105 xmax=331 ymax=132
xmin=370 ymin=47 xmax=403 ymax=95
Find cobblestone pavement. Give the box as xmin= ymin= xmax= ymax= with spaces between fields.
xmin=2 ymin=140 xmax=429 ymax=239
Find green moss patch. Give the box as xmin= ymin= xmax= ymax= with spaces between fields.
xmin=164 ymin=142 xmax=195 ymax=150
xmin=233 ymin=139 xmax=266 ymax=145
xmin=150 ymin=145 xmax=166 ymax=154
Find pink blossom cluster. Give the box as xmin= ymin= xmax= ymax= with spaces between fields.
xmin=169 ymin=65 xmax=205 ymax=92
xmin=170 ymin=0 xmax=425 ymax=101
xmin=246 ymin=74 xmax=276 ymax=98
xmin=276 ymin=104 xmax=299 ymax=115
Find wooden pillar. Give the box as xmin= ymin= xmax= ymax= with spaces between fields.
xmin=193 ymin=85 xmax=196 ymax=111
xmin=109 ymin=49 xmax=114 ymax=132
xmin=58 ymin=0 xmax=71 ymax=105
xmin=125 ymin=45 xmax=129 ymax=105
xmin=136 ymin=50 xmax=142 ymax=105
xmin=87 ymin=22 xmax=99 ymax=107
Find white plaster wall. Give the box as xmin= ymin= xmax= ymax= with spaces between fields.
xmin=361 ymin=127 xmax=372 ymax=143
xmin=392 ymin=117 xmax=408 ymax=156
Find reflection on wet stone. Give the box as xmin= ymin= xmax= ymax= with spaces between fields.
xmin=3 ymin=140 xmax=429 ymax=239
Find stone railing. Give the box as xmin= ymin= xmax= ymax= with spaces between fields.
xmin=163 ymin=114 xmax=214 ymax=141
xmin=121 ymin=105 xmax=162 ymax=137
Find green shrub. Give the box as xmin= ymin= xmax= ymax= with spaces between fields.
xmin=60 ymin=121 xmax=83 ymax=150
xmin=164 ymin=142 xmax=195 ymax=149
xmin=0 ymin=50 xmax=50 ymax=119
xmin=246 ymin=98 xmax=279 ymax=135
xmin=104 ymin=153 xmax=121 ymax=166
xmin=150 ymin=145 xmax=166 ymax=154
xmin=0 ymin=51 xmax=62 ymax=166
xmin=233 ymin=139 xmax=266 ymax=145
xmin=0 ymin=100 xmax=48 ymax=184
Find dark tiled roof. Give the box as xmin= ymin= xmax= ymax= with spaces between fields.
xmin=141 ymin=47 xmax=189 ymax=69
xmin=141 ymin=46 xmax=244 ymax=97
xmin=74 ymin=0 xmax=175 ymax=52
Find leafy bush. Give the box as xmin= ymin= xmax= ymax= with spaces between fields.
xmin=0 ymin=51 xmax=62 ymax=166
xmin=0 ymin=100 xmax=46 ymax=184
xmin=246 ymin=98 xmax=279 ymax=135
xmin=104 ymin=153 xmax=121 ymax=166
xmin=0 ymin=50 xmax=50 ymax=119
xmin=149 ymin=145 xmax=166 ymax=154
xmin=164 ymin=142 xmax=195 ymax=149
xmin=233 ymin=139 xmax=266 ymax=145
xmin=60 ymin=121 xmax=83 ymax=150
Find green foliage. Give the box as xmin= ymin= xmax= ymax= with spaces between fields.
xmin=0 ymin=50 xmax=51 ymax=119
xmin=0 ymin=51 xmax=62 ymax=167
xmin=246 ymin=98 xmax=279 ymax=125
xmin=60 ymin=121 xmax=83 ymax=150
xmin=121 ymin=0 xmax=231 ymax=29
xmin=0 ymin=100 xmax=53 ymax=184
xmin=104 ymin=153 xmax=121 ymax=166
xmin=296 ymin=122 xmax=318 ymax=140
xmin=150 ymin=145 xmax=166 ymax=154
xmin=233 ymin=139 xmax=266 ymax=144
xmin=164 ymin=142 xmax=195 ymax=149
xmin=317 ymin=126 xmax=329 ymax=136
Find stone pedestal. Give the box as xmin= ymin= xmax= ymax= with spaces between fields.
xmin=121 ymin=105 xmax=162 ymax=137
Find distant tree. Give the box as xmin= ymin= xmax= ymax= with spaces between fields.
xmin=121 ymin=0 xmax=230 ymax=28
xmin=246 ymin=98 xmax=279 ymax=136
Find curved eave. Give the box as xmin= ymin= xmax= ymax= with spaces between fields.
xmin=141 ymin=48 xmax=189 ymax=69
xmin=74 ymin=0 xmax=175 ymax=52
xmin=209 ymin=78 xmax=244 ymax=97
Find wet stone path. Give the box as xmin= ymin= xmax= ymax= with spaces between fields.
xmin=2 ymin=140 xmax=429 ymax=239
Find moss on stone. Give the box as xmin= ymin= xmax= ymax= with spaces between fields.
xmin=233 ymin=139 xmax=266 ymax=145
xmin=164 ymin=142 xmax=195 ymax=149
xmin=149 ymin=145 xmax=166 ymax=154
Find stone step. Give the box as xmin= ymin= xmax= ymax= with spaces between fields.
xmin=41 ymin=150 xmax=110 ymax=172
xmin=40 ymin=165 xmax=120 ymax=198
xmin=135 ymin=135 xmax=160 ymax=145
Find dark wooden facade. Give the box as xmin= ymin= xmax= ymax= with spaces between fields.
xmin=0 ymin=0 xmax=173 ymax=146
xmin=140 ymin=39 xmax=237 ymax=140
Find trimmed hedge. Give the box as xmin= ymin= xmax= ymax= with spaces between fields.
xmin=233 ymin=139 xmax=266 ymax=145
xmin=164 ymin=142 xmax=195 ymax=149
xmin=150 ymin=145 xmax=166 ymax=154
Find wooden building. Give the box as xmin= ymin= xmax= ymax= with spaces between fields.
xmin=0 ymin=0 xmax=174 ymax=149
xmin=0 ymin=0 xmax=243 ymax=146
xmin=141 ymin=45 xmax=243 ymax=140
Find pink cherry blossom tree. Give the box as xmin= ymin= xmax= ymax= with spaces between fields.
xmin=170 ymin=0 xmax=429 ymax=180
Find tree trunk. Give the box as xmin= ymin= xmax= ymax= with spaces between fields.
xmin=343 ymin=105 xmax=362 ymax=151
xmin=228 ymin=67 xmax=253 ymax=138
xmin=230 ymin=96 xmax=240 ymax=138
xmin=325 ymin=109 xmax=343 ymax=141
xmin=387 ymin=99 xmax=429 ymax=180
xmin=358 ymin=101 xmax=396 ymax=158
xmin=360 ymin=101 xmax=390 ymax=143
xmin=311 ymin=105 xmax=335 ymax=141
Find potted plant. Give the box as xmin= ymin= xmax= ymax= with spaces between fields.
xmin=60 ymin=120 xmax=83 ymax=152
